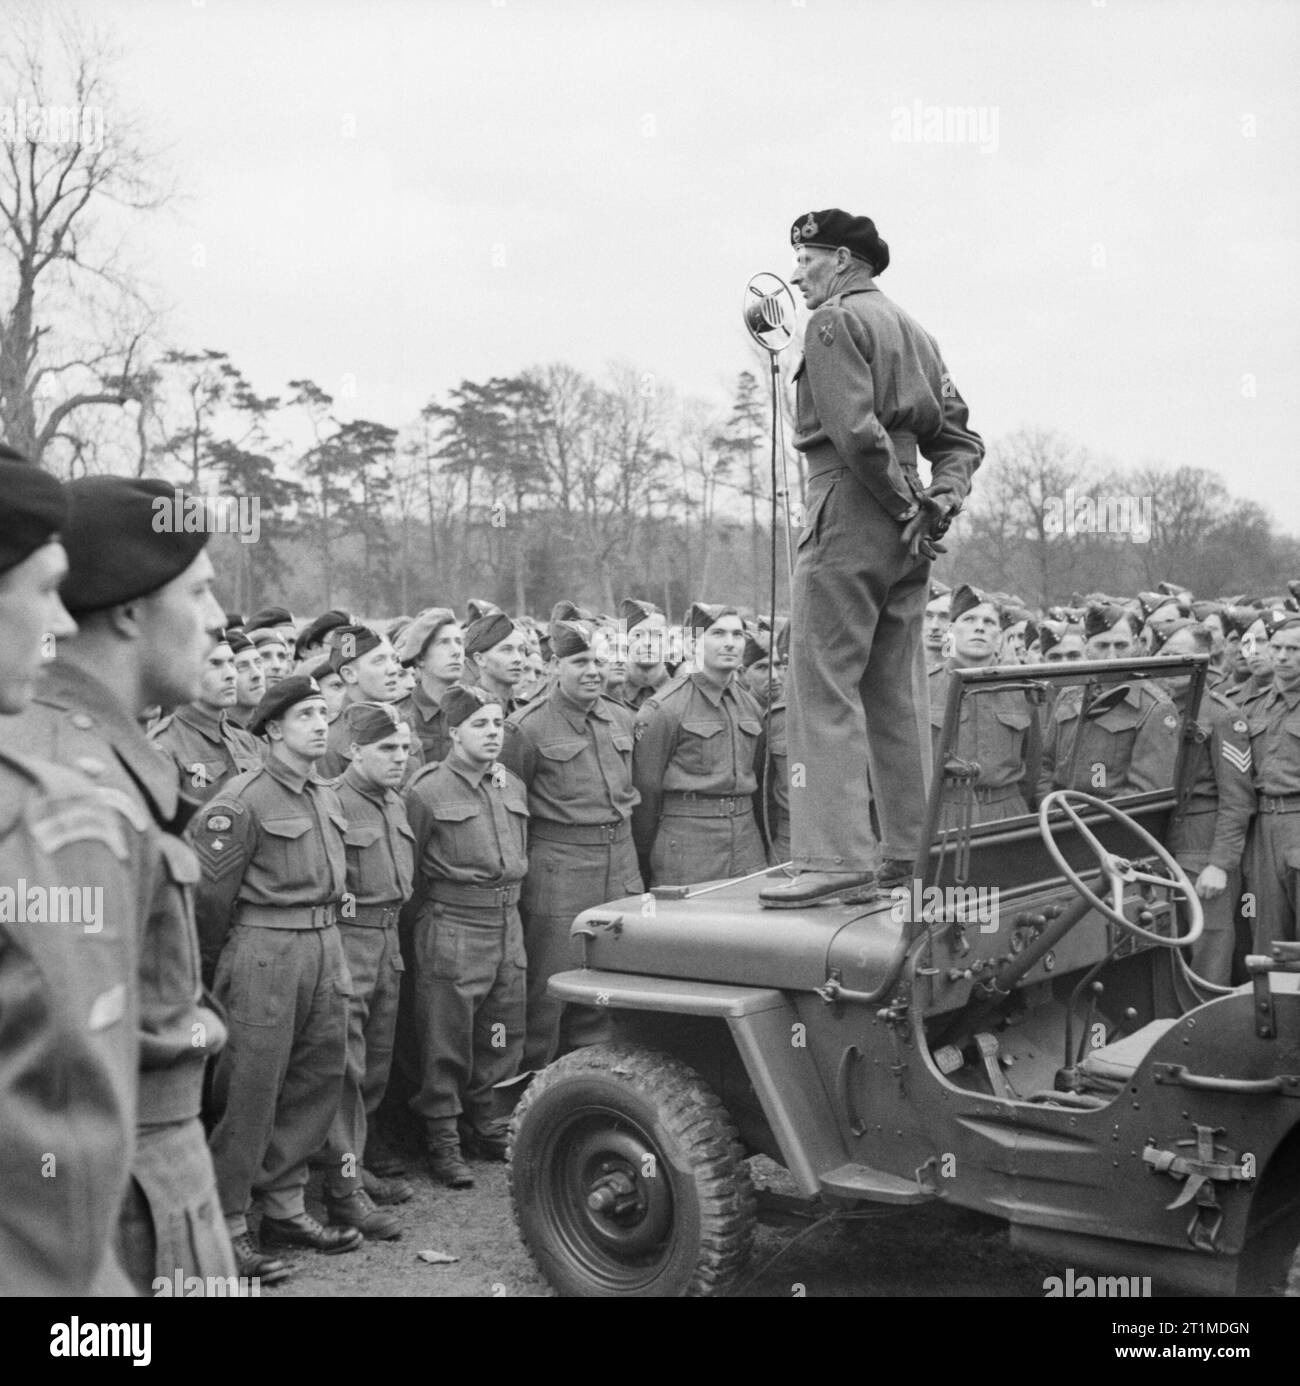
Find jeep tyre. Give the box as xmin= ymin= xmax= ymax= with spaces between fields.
xmin=509 ymin=1043 xmax=756 ymax=1296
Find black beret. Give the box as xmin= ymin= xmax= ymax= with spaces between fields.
xmin=330 ymin=624 xmax=384 ymax=670
xmin=250 ymin=627 xmax=288 ymax=651
xmin=620 ymin=598 xmax=661 ymax=630
xmin=397 ymin=607 xmax=458 ymax=666
xmin=1083 ymin=603 xmax=1140 ymax=639
xmin=551 ymin=619 xmax=596 ymax=659
xmin=246 ymin=606 xmax=294 ymax=632
xmin=60 ymin=477 xmax=210 ymax=615
xmin=302 ymin=656 xmax=338 ymax=683
xmin=250 ymin=674 xmax=325 ymax=735
xmin=464 ymin=612 xmax=516 ymax=656
xmin=443 ymin=684 xmax=499 ymax=727
xmin=686 ymin=602 xmax=740 ymax=635
xmin=0 ymin=449 xmax=66 ymax=577
xmin=226 ymin=629 xmax=254 ymax=655
xmin=949 ymin=584 xmax=999 ymax=622
xmin=295 ymin=608 xmax=352 ymax=656
xmin=224 ymin=610 xmax=246 ymax=629
xmin=790 ymin=208 xmax=890 ymax=275
xmin=466 ymin=598 xmax=503 ymax=624
xmin=344 ymin=699 xmax=406 ymax=745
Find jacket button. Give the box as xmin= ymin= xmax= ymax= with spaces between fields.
xmin=72 ymin=713 xmax=94 ymax=730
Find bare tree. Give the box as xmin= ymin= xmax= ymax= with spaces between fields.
xmin=0 ymin=7 xmax=170 ymax=463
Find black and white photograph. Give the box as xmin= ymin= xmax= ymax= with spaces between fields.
xmin=0 ymin=0 xmax=1296 ymax=1347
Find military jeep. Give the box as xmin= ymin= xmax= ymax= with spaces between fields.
xmin=507 ymin=654 xmax=1300 ymax=1297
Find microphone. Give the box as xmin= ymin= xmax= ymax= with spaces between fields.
xmin=742 ymin=272 xmax=797 ymax=353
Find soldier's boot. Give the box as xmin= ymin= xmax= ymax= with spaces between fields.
xmin=759 ymin=870 xmax=877 ymax=909
xmin=260 ymin=1211 xmax=364 ymax=1255
xmin=463 ymin=1128 xmax=509 ymax=1163
xmin=426 ymin=1119 xmax=474 ymax=1189
xmin=229 ymin=1231 xmax=294 ymax=1285
xmin=364 ymin=1131 xmax=408 ymax=1179
xmin=325 ymin=1187 xmax=403 ymax=1240
xmin=362 ymin=1167 xmax=415 ymax=1205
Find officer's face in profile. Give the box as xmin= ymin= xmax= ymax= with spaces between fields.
xmin=603 ymin=631 xmax=629 ymax=687
xmin=269 ymin=697 xmax=330 ymax=761
xmin=351 ymin=724 xmax=412 ymax=788
xmin=951 ymin=605 xmax=1002 ymax=664
xmin=1269 ymin=628 xmax=1300 ymax=688
xmin=0 ymin=541 xmax=76 ymax=716
xmin=135 ymin=549 xmax=227 ymax=709
xmin=418 ymin=623 xmax=464 ymax=685
xmin=790 ymin=245 xmax=846 ymax=311
xmin=198 ymin=642 xmax=238 ymax=710
xmin=318 ymin=669 xmax=347 ymax=721
xmin=477 ymin=631 xmax=527 ymax=688
xmin=1086 ymin=618 xmax=1137 ymax=661
xmin=1003 ymin=621 xmax=1028 ymax=663
xmin=1243 ymin=621 xmax=1275 ymax=678
xmin=452 ymin=705 xmax=505 ymax=763
xmin=345 ymin=640 xmax=401 ymax=701
xmin=556 ymin=647 xmax=608 ymax=705
xmin=698 ymin=617 xmax=745 ymax=674
xmin=1045 ymin=633 xmax=1087 ymax=663
xmin=234 ymin=648 xmax=265 ymax=706
xmin=923 ymin=597 xmax=951 ymax=650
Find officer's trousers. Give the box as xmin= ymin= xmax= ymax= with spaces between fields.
xmin=408 ymin=899 xmax=525 ymax=1138
xmin=787 ymin=466 xmax=933 ymax=871
xmin=322 ymin=921 xmax=404 ymax=1196
xmin=1244 ymin=812 xmax=1300 ymax=952
xmin=519 ymin=831 xmax=643 ymax=1071
xmin=208 ymin=924 xmax=349 ymax=1231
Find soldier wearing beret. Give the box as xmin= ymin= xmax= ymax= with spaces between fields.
xmin=0 ymin=473 xmax=239 ymax=1293
xmin=294 ymin=608 xmax=352 ymax=666
xmin=403 ymin=687 xmax=529 ymax=1187
xmin=249 ymin=625 xmax=292 ymax=690
xmin=1240 ymin=616 xmax=1300 ymax=953
xmin=462 ymin=611 xmax=527 ymax=715
xmin=500 ymin=619 xmax=642 ymax=1070
xmin=319 ymin=701 xmax=415 ymax=1235
xmin=632 ymin=604 xmax=767 ymax=886
xmin=317 ymin=624 xmax=405 ymax=779
xmin=149 ymin=635 xmax=263 ymax=810
xmin=928 ymin=586 xmax=1038 ymax=826
xmin=393 ymin=607 xmax=464 ymax=766
xmin=193 ymin=676 xmax=360 ymax=1272
xmin=924 ymin=584 xmax=953 ymax=673
xmin=1040 ymin=605 xmax=1178 ymax=801
xmin=619 ymin=598 xmax=671 ymax=711
xmin=245 ymin=605 xmax=296 ymax=643
xmin=1232 ymin=610 xmax=1287 ymax=708
xmin=760 ymin=209 xmax=984 ymax=908
xmin=0 ymin=452 xmax=159 ymax=1295
xmin=1153 ymin=622 xmax=1255 ymax=983
xmin=226 ymin=629 xmax=266 ymax=730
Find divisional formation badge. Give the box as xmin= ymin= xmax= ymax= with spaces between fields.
xmin=1163 ymin=714 xmax=1178 ymax=729
xmin=1233 ymin=719 xmax=1248 ymax=734
xmin=817 ymin=319 xmax=836 ymax=346
xmin=207 ymin=814 xmax=232 ymax=832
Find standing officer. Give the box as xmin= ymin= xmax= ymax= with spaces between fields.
xmin=193 ymin=675 xmax=361 ymax=1273
xmin=500 ymin=620 xmax=642 ymax=1070
xmin=0 ymin=475 xmax=240 ymax=1295
xmin=404 ymin=687 xmax=528 ymax=1187
xmin=0 ymin=453 xmax=156 ymax=1295
xmin=1242 ymin=616 xmax=1300 ymax=951
xmin=928 ymin=585 xmax=1037 ymax=826
xmin=1154 ymin=622 xmax=1254 ymax=983
xmin=632 ymin=604 xmax=767 ymax=887
xmin=320 ymin=701 xmax=415 ymax=1234
xmin=318 ymin=624 xmax=404 ymax=779
xmin=150 ymin=634 xmax=263 ymax=810
xmin=462 ymin=612 xmax=528 ymax=714
xmin=760 ymin=209 xmax=984 ymax=908
xmin=394 ymin=606 xmax=463 ymax=765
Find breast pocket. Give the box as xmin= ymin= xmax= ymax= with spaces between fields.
xmin=677 ymin=720 xmax=725 ymax=776
xmin=429 ymin=799 xmax=482 ymax=867
xmin=988 ymin=709 xmax=1032 ymax=782
xmin=610 ymin=731 xmax=634 ymax=768
xmin=260 ymin=816 xmax=315 ymax=884
xmin=538 ymin=739 xmax=586 ymax=774
xmin=737 ymin=718 xmax=762 ymax=772
xmin=343 ymin=822 xmax=384 ymax=896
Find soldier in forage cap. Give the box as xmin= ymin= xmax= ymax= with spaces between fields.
xmin=0 ymin=450 xmax=162 ymax=1294
xmin=632 ymin=604 xmax=767 ymax=887
xmin=620 ymin=598 xmax=671 ymax=711
xmin=499 ymin=619 xmax=642 ymax=1070
xmin=193 ymin=675 xmax=360 ymax=1270
xmin=404 ymin=686 xmax=529 ymax=1187
xmin=761 ymin=209 xmax=984 ymax=908
xmin=0 ymin=473 xmax=241 ymax=1291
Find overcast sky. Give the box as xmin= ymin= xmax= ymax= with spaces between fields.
xmin=91 ymin=0 xmax=1298 ymax=517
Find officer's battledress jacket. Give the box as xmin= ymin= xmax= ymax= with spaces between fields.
xmin=0 ymin=750 xmax=156 ymax=1295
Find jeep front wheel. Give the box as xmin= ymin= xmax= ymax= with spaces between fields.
xmin=508 ymin=1043 xmax=756 ymax=1296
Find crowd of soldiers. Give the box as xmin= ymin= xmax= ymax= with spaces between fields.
xmin=5 ymin=445 xmax=1300 ymax=1297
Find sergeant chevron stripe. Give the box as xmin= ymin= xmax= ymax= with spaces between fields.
xmin=1221 ymin=743 xmax=1252 ymax=773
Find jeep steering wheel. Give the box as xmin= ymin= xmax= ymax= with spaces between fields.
xmin=1038 ymin=789 xmax=1203 ymax=948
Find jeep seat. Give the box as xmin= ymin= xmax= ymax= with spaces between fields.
xmin=1077 ymin=1017 xmax=1179 ymax=1087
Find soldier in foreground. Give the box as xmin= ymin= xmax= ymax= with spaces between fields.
xmin=194 ymin=675 xmax=359 ymax=1276
xmin=0 ymin=474 xmax=238 ymax=1293
xmin=0 ymin=453 xmax=155 ymax=1295
xmin=760 ymin=208 xmax=984 ymax=908
xmin=405 ymin=687 xmax=529 ymax=1186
